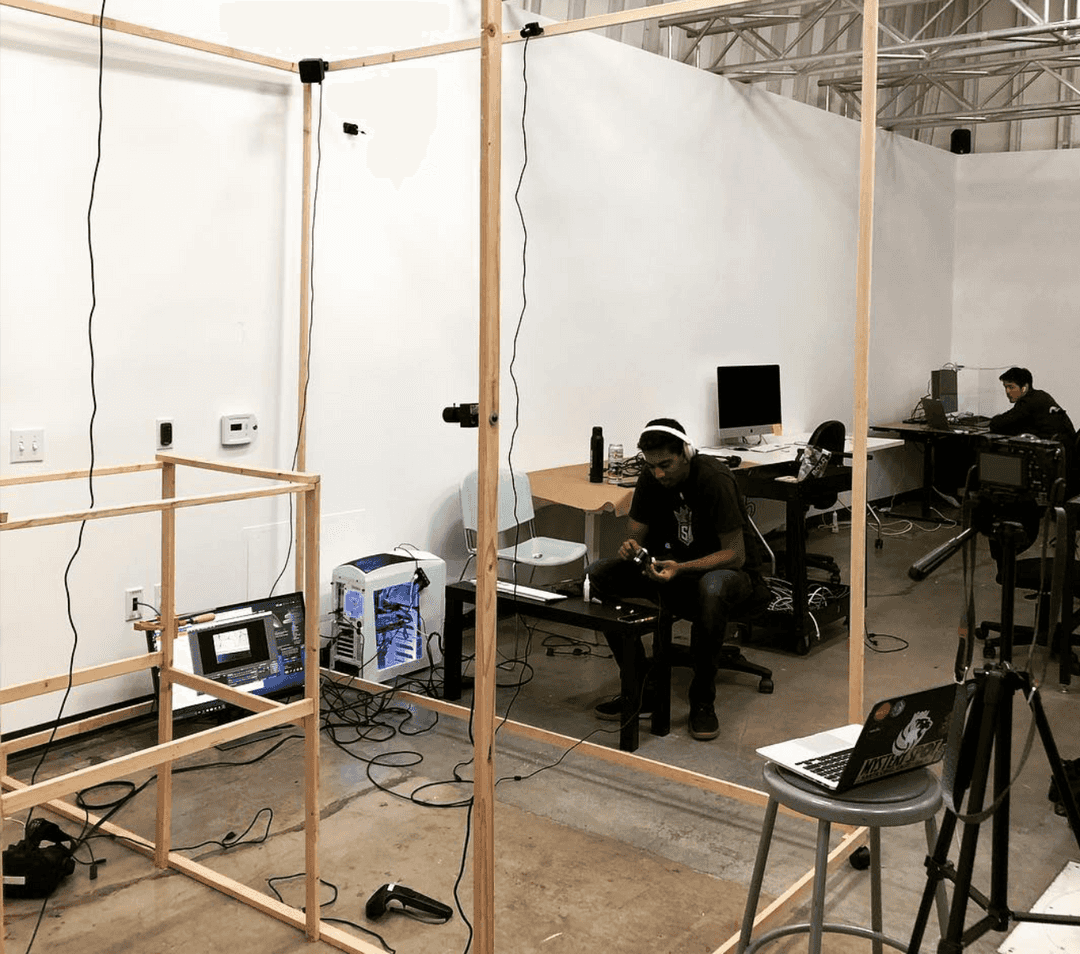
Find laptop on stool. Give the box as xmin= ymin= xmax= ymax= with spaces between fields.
xmin=756 ymin=683 xmax=958 ymax=793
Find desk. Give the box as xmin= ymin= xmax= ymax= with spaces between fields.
xmin=528 ymin=463 xmax=633 ymax=562
xmin=442 ymin=581 xmax=660 ymax=752
xmin=530 ymin=437 xmax=902 ymax=561
xmin=870 ymin=422 xmax=980 ymax=520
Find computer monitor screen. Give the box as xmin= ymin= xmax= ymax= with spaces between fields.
xmin=717 ymin=364 xmax=782 ymax=442
xmin=146 ymin=591 xmax=306 ymax=722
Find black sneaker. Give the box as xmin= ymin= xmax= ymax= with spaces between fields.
xmin=594 ymin=695 xmax=653 ymax=721
xmin=688 ymin=704 xmax=719 ymax=740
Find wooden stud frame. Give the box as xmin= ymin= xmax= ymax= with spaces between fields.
xmin=0 ymin=457 xmax=391 ymax=953
xmin=0 ymin=3 xmax=881 ymax=953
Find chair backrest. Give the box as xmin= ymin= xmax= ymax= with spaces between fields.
xmin=460 ymin=470 xmax=538 ymax=542
xmin=803 ymin=420 xmax=846 ymax=510
xmin=807 ymin=420 xmax=846 ymax=455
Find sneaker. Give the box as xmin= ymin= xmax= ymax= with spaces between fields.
xmin=594 ymin=695 xmax=653 ymax=721
xmin=688 ymin=704 xmax=719 ymax=740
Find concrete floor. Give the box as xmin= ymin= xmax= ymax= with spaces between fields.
xmin=3 ymin=504 xmax=1079 ymax=953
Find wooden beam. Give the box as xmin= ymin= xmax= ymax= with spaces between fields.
xmin=328 ymin=0 xmax=752 ymax=72
xmin=1 ymin=700 xmax=313 ymax=816
xmin=0 ymin=481 xmax=310 ymax=532
xmin=0 ymin=653 xmax=160 ymax=705
xmin=847 ymin=0 xmax=880 ymax=724
xmin=295 ymin=81 xmax=313 ymax=593
xmin=474 ymin=4 xmax=503 ymax=952
xmin=0 ymin=0 xmax=297 ymax=73
xmin=157 ymin=461 xmax=177 ymax=868
xmin=0 ymin=702 xmax=155 ymax=756
xmin=302 ymin=482 xmax=322 ymax=939
xmin=154 ymin=454 xmax=318 ymax=484
xmin=0 ymin=461 xmax=160 ymax=487
xmin=168 ymin=670 xmax=285 ymax=714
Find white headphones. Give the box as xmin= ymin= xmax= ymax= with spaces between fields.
xmin=640 ymin=424 xmax=696 ymax=459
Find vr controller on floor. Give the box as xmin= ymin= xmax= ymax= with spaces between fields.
xmin=365 ymin=882 xmax=453 ymax=923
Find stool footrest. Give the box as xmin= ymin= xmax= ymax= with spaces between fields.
xmin=743 ymin=921 xmax=909 ymax=953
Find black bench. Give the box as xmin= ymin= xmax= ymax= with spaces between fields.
xmin=443 ymin=581 xmax=661 ymax=752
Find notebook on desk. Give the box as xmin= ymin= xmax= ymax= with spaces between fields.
xmin=913 ymin=399 xmax=990 ymax=434
xmin=756 ymin=683 xmax=957 ymax=792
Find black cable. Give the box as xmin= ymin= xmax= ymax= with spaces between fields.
xmin=271 ymin=79 xmax=323 ymax=596
xmin=23 ymin=14 xmax=108 ymax=908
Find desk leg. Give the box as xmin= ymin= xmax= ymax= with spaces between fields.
xmin=584 ymin=511 xmax=600 ymax=565
xmin=651 ymin=613 xmax=671 ymax=738
xmin=922 ymin=438 xmax=936 ymax=518
xmin=444 ymin=593 xmax=464 ymax=700
xmin=620 ymin=640 xmax=641 ymax=753
xmin=787 ymin=498 xmax=811 ymax=653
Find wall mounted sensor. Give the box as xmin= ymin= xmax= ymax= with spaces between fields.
xmin=441 ymin=403 xmax=479 ymax=428
xmin=220 ymin=413 xmax=257 ymax=447
xmin=365 ymin=883 xmax=452 ymax=923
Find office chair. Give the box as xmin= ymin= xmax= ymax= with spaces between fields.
xmin=460 ymin=469 xmax=588 ymax=581
xmin=783 ymin=419 xmax=847 ymax=583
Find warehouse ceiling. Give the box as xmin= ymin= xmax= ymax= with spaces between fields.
xmin=521 ymin=0 xmax=1080 ymax=152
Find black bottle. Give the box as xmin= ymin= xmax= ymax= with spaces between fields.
xmin=589 ymin=426 xmax=604 ymax=483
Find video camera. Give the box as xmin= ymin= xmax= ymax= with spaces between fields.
xmin=973 ymin=433 xmax=1065 ymax=506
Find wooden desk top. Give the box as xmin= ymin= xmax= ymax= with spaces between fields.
xmin=527 ymin=463 xmax=635 ymax=516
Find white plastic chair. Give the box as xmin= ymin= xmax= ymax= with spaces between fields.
xmin=460 ymin=469 xmax=588 ymax=580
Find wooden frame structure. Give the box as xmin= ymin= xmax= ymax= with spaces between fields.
xmin=0 ymin=3 xmax=882 ymax=953
xmin=0 ymin=457 xmax=397 ymax=953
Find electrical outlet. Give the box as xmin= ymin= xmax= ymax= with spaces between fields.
xmin=125 ymin=586 xmax=144 ymax=622
xmin=9 ymin=428 xmax=45 ymax=463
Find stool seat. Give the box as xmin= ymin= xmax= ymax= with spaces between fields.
xmin=738 ymin=764 xmax=946 ymax=954
xmin=764 ymin=762 xmax=943 ymax=827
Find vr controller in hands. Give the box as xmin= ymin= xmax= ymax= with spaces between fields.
xmin=632 ymin=546 xmax=655 ymax=571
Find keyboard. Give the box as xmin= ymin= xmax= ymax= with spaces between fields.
xmin=797 ymin=747 xmax=854 ymax=782
xmin=468 ymin=579 xmax=566 ymax=603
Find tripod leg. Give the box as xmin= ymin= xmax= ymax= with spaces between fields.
xmin=908 ymin=807 xmax=958 ymax=953
xmin=939 ymin=672 xmax=1005 ymax=952
xmin=1030 ymin=684 xmax=1080 ymax=850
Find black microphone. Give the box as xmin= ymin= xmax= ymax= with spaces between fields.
xmin=908 ymin=526 xmax=979 ymax=581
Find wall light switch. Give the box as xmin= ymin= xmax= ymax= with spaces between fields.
xmin=10 ymin=428 xmax=45 ymax=463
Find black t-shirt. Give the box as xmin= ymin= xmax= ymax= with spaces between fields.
xmin=629 ymin=454 xmax=760 ymax=573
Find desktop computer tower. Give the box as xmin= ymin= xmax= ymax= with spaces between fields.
xmin=330 ymin=549 xmax=445 ymax=684
xmin=931 ymin=368 xmax=958 ymax=414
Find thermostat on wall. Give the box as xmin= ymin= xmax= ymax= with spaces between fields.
xmin=220 ymin=413 xmax=258 ymax=446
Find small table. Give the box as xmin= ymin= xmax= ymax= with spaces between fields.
xmin=442 ymin=580 xmax=661 ymax=752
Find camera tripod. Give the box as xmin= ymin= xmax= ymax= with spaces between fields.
xmin=907 ymin=517 xmax=1080 ymax=953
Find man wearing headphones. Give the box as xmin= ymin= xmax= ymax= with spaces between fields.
xmin=989 ymin=367 xmax=1075 ymax=441
xmin=587 ymin=418 xmax=760 ymax=740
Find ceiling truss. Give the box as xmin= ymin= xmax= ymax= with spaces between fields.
xmin=523 ymin=0 xmax=1080 ymax=150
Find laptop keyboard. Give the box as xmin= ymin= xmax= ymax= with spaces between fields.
xmin=797 ymin=748 xmax=854 ymax=782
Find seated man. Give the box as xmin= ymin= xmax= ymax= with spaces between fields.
xmin=587 ymin=418 xmax=761 ymax=741
xmin=989 ymin=367 xmax=1075 ymax=442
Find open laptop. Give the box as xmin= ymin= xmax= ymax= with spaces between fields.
xmin=756 ymin=683 xmax=958 ymax=792
xmin=920 ymin=398 xmax=990 ymax=434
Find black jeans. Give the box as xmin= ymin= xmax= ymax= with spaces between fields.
xmin=586 ymin=557 xmax=753 ymax=708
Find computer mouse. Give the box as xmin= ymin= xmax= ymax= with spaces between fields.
xmin=725 ymin=455 xmax=742 ymax=467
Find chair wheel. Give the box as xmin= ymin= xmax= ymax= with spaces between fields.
xmin=849 ymin=846 xmax=871 ymax=870
xmin=758 ymin=678 xmax=774 ymax=694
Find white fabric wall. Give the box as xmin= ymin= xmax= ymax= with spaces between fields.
xmin=0 ymin=0 xmax=1026 ymax=730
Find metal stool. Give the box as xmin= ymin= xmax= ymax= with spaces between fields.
xmin=738 ymin=763 xmax=947 ymax=953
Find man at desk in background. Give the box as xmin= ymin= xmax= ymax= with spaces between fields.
xmin=990 ymin=367 xmax=1075 ymax=442
xmin=586 ymin=419 xmax=760 ymax=741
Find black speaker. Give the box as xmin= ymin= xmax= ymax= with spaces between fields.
xmin=298 ymin=59 xmax=328 ymax=84
xmin=950 ymin=128 xmax=972 ymax=155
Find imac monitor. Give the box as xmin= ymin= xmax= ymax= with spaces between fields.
xmin=717 ymin=364 xmax=782 ymax=443
xmin=146 ymin=591 xmax=306 ymax=722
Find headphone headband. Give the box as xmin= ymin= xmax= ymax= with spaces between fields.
xmin=640 ymin=425 xmax=696 ymax=454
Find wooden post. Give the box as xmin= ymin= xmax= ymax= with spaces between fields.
xmin=295 ymin=81 xmax=313 ymax=593
xmin=848 ymin=0 xmax=880 ymax=724
xmin=303 ymin=480 xmax=321 ymax=939
xmin=474 ymin=2 xmax=502 ymax=951
xmin=155 ymin=461 xmax=176 ymax=867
